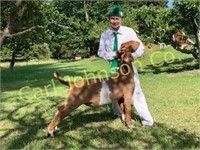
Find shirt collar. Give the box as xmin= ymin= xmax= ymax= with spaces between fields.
xmin=110 ymin=26 xmax=123 ymax=35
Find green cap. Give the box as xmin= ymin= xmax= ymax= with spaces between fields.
xmin=108 ymin=6 xmax=124 ymax=18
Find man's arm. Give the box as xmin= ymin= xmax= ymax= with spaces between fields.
xmin=98 ymin=34 xmax=117 ymax=60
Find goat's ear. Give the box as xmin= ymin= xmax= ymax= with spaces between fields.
xmin=130 ymin=41 xmax=140 ymax=52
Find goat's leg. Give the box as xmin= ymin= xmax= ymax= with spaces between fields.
xmin=47 ymin=100 xmax=82 ymax=137
xmin=124 ymin=95 xmax=133 ymax=128
xmin=118 ymin=98 xmax=125 ymax=122
xmin=47 ymin=104 xmax=66 ymax=137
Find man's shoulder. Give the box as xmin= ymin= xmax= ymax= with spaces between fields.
xmin=121 ymin=26 xmax=134 ymax=32
xmin=101 ymin=28 xmax=112 ymax=36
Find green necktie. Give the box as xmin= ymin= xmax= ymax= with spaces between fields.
xmin=110 ymin=32 xmax=118 ymax=75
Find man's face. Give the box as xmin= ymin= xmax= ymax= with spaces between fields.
xmin=109 ymin=16 xmax=122 ymax=30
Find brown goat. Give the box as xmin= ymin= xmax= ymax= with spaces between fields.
xmin=47 ymin=41 xmax=140 ymax=137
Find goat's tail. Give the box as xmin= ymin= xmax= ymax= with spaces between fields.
xmin=53 ymin=72 xmax=70 ymax=86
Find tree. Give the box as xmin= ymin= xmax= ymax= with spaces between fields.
xmin=26 ymin=43 xmax=51 ymax=60
xmin=0 ymin=0 xmax=70 ymax=70
xmin=1 ymin=1 xmax=47 ymax=70
xmin=131 ymin=6 xmax=171 ymax=44
xmin=0 ymin=1 xmax=46 ymax=48
xmin=169 ymin=0 xmax=200 ymax=61
xmin=46 ymin=0 xmax=115 ymax=58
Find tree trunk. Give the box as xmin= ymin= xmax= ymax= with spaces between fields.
xmin=84 ymin=1 xmax=89 ymax=22
xmin=0 ymin=35 xmax=6 ymax=48
xmin=10 ymin=49 xmax=16 ymax=71
xmin=197 ymin=29 xmax=200 ymax=69
xmin=193 ymin=18 xmax=200 ymax=68
xmin=0 ymin=26 xmax=9 ymax=48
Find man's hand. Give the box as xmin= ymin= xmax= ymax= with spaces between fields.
xmin=120 ymin=44 xmax=126 ymax=52
xmin=114 ymin=44 xmax=126 ymax=58
xmin=115 ymin=50 xmax=124 ymax=58
xmin=114 ymin=44 xmax=128 ymax=59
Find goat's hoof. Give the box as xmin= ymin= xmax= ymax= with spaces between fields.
xmin=127 ymin=124 xmax=134 ymax=129
xmin=47 ymin=130 xmax=55 ymax=137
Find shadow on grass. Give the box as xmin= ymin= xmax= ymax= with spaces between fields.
xmin=139 ymin=58 xmax=199 ymax=74
xmin=1 ymin=61 xmax=105 ymax=92
xmin=1 ymin=96 xmax=199 ymax=149
xmin=55 ymin=122 xmax=198 ymax=149
xmin=0 ymin=95 xmax=63 ymax=135
xmin=2 ymin=56 xmax=199 ymax=92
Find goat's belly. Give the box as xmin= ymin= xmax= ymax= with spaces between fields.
xmin=99 ymin=81 xmax=112 ymax=105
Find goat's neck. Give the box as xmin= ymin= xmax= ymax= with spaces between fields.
xmin=119 ymin=62 xmax=134 ymax=77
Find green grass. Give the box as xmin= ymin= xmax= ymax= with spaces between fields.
xmin=1 ymin=48 xmax=200 ymax=149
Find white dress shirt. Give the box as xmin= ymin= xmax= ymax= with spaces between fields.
xmin=98 ymin=26 xmax=144 ymax=60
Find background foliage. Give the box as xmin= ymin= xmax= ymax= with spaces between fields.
xmin=0 ymin=0 xmax=199 ymax=69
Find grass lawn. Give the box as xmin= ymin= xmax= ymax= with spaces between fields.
xmin=1 ymin=47 xmax=200 ymax=149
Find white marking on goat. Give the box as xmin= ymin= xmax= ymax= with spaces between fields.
xmin=124 ymin=58 xmax=129 ymax=62
xmin=99 ymin=81 xmax=112 ymax=105
xmin=122 ymin=114 xmax=125 ymax=122
xmin=48 ymin=130 xmax=54 ymax=137
xmin=127 ymin=124 xmax=134 ymax=129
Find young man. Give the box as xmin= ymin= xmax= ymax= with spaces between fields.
xmin=98 ymin=6 xmax=154 ymax=127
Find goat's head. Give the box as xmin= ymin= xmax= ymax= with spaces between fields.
xmin=120 ymin=51 xmax=133 ymax=64
xmin=119 ymin=41 xmax=140 ymax=64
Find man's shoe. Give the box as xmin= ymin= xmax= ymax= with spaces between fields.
xmin=141 ymin=120 xmax=154 ymax=127
xmin=141 ymin=124 xmax=153 ymax=128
